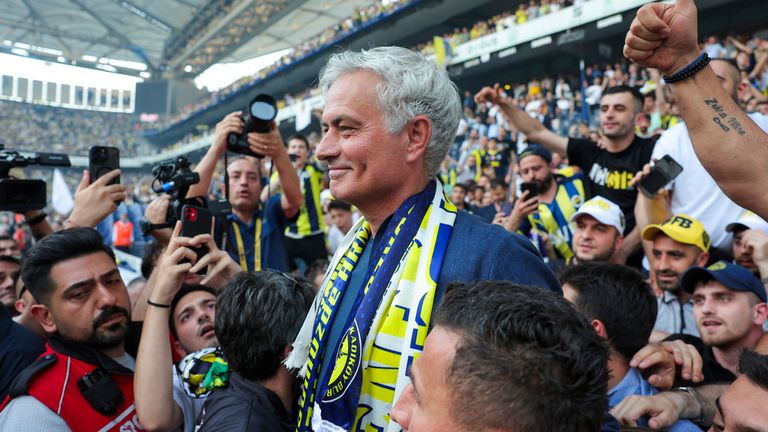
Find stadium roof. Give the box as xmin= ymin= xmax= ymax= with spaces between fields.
xmin=0 ymin=0 xmax=373 ymax=78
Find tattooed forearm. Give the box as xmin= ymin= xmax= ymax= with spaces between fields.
xmin=704 ymin=97 xmax=746 ymax=135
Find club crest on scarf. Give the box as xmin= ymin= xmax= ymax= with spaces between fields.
xmin=323 ymin=323 xmax=362 ymax=403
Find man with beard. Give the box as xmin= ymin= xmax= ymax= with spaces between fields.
xmin=642 ymin=215 xmax=711 ymax=340
xmin=678 ymin=261 xmax=768 ymax=381
xmin=569 ymin=196 xmax=626 ymax=265
xmin=502 ymin=145 xmax=585 ymax=261
xmin=449 ymin=183 xmax=474 ymax=213
xmin=611 ymin=261 xmax=767 ymax=429
xmin=726 ymin=211 xmax=768 ymax=280
xmin=476 ymin=83 xmax=656 ymax=265
xmin=0 ymin=228 xmax=142 ymax=431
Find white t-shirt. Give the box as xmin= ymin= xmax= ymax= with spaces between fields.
xmin=651 ymin=112 xmax=768 ymax=249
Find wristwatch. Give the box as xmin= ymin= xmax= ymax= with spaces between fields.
xmin=140 ymin=220 xmax=173 ymax=236
xmin=674 ymin=386 xmax=705 ymax=423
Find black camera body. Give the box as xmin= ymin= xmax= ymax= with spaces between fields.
xmin=151 ymin=156 xmax=204 ymax=226
xmin=226 ymin=94 xmax=278 ymax=158
xmin=0 ymin=144 xmax=71 ymax=211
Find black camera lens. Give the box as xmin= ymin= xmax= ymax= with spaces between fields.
xmin=250 ymin=101 xmax=276 ymax=120
xmin=92 ymin=149 xmax=107 ymax=164
xmin=248 ymin=94 xmax=277 ymax=123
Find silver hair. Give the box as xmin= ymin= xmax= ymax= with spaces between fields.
xmin=318 ymin=46 xmax=461 ymax=178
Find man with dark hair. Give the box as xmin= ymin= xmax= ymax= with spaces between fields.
xmin=624 ymin=0 xmax=768 ymax=223
xmin=327 ymin=199 xmax=355 ymax=254
xmin=711 ymin=350 xmax=768 ymax=430
xmin=135 ymin=225 xmax=240 ymax=432
xmin=560 ymin=263 xmax=701 ymax=432
xmin=12 ymin=275 xmax=44 ymax=339
xmin=502 ymin=144 xmax=586 ymax=261
xmin=187 ymin=112 xmax=303 ymax=272
xmin=477 ymin=82 xmax=656 ymax=265
xmin=641 ymin=215 xmax=711 ymax=339
xmin=0 ymin=256 xmax=20 ymax=315
xmin=0 ymin=228 xmax=141 ymax=431
xmin=449 ymin=182 xmax=472 ymax=212
xmin=478 ymin=178 xmax=513 ymax=223
xmin=391 ymin=281 xmax=609 ymax=432
xmin=612 ymin=261 xmax=767 ymax=429
xmin=0 ymin=235 xmax=20 ymax=258
xmin=278 ymin=134 xmax=328 ymax=270
xmin=196 ymin=271 xmax=314 ymax=431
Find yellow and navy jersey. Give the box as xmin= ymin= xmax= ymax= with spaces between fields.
xmin=470 ymin=149 xmax=485 ymax=182
xmin=519 ymin=171 xmax=585 ymax=260
xmin=271 ymin=162 xmax=326 ymax=239
xmin=439 ymin=167 xmax=458 ymax=190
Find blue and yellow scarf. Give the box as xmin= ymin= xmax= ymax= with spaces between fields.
xmin=286 ymin=179 xmax=457 ymax=432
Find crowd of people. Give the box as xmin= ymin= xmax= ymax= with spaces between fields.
xmin=2 ymin=0 xmax=768 ymax=431
xmin=151 ymin=0 xmax=412 ymax=130
xmin=0 ymin=100 xmax=150 ymax=156
xmin=164 ymin=0 xmax=292 ymax=65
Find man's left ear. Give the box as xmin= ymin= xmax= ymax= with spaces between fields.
xmin=591 ymin=319 xmax=608 ymax=339
xmin=753 ymin=303 xmax=768 ymax=325
xmin=405 ymin=115 xmax=432 ymax=164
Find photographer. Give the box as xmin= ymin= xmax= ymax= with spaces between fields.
xmin=187 ymin=112 xmax=302 ymax=272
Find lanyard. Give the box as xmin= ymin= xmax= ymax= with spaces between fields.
xmin=232 ymin=217 xmax=261 ymax=271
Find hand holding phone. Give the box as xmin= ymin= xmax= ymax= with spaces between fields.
xmin=180 ymin=205 xmax=212 ymax=264
xmin=638 ymin=155 xmax=683 ymax=198
xmin=88 ymin=146 xmax=120 ymax=186
xmin=520 ymin=182 xmax=539 ymax=198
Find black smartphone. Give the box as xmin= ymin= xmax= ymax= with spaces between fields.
xmin=638 ymin=155 xmax=683 ymax=198
xmin=180 ymin=205 xmax=212 ymax=263
xmin=520 ymin=182 xmax=539 ymax=199
xmin=88 ymin=146 xmax=120 ymax=185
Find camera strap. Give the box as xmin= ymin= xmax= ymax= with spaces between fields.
xmin=231 ymin=218 xmax=261 ymax=271
xmin=222 ymin=150 xmax=272 ymax=272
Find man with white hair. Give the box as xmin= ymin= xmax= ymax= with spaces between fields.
xmin=287 ymin=46 xmax=559 ymax=432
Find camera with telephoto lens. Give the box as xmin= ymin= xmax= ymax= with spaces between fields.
xmin=151 ymin=156 xmax=204 ymax=226
xmin=0 ymin=144 xmax=71 ymax=211
xmin=226 ymin=94 xmax=278 ymax=158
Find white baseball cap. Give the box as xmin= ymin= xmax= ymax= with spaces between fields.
xmin=725 ymin=210 xmax=768 ymax=234
xmin=570 ymin=195 xmax=626 ymax=234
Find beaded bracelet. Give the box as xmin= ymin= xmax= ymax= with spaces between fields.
xmin=663 ymin=53 xmax=711 ymax=84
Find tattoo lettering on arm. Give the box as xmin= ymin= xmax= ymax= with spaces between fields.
xmin=704 ymin=98 xmax=746 ymax=135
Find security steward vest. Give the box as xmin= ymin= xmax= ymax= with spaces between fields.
xmin=0 ymin=338 xmax=141 ymax=431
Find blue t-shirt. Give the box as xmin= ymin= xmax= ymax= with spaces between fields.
xmin=608 ymin=368 xmax=702 ymax=432
xmin=0 ymin=307 xmax=45 ymax=401
xmin=315 ymin=209 xmax=561 ymax=398
xmin=216 ymin=194 xmax=296 ymax=272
